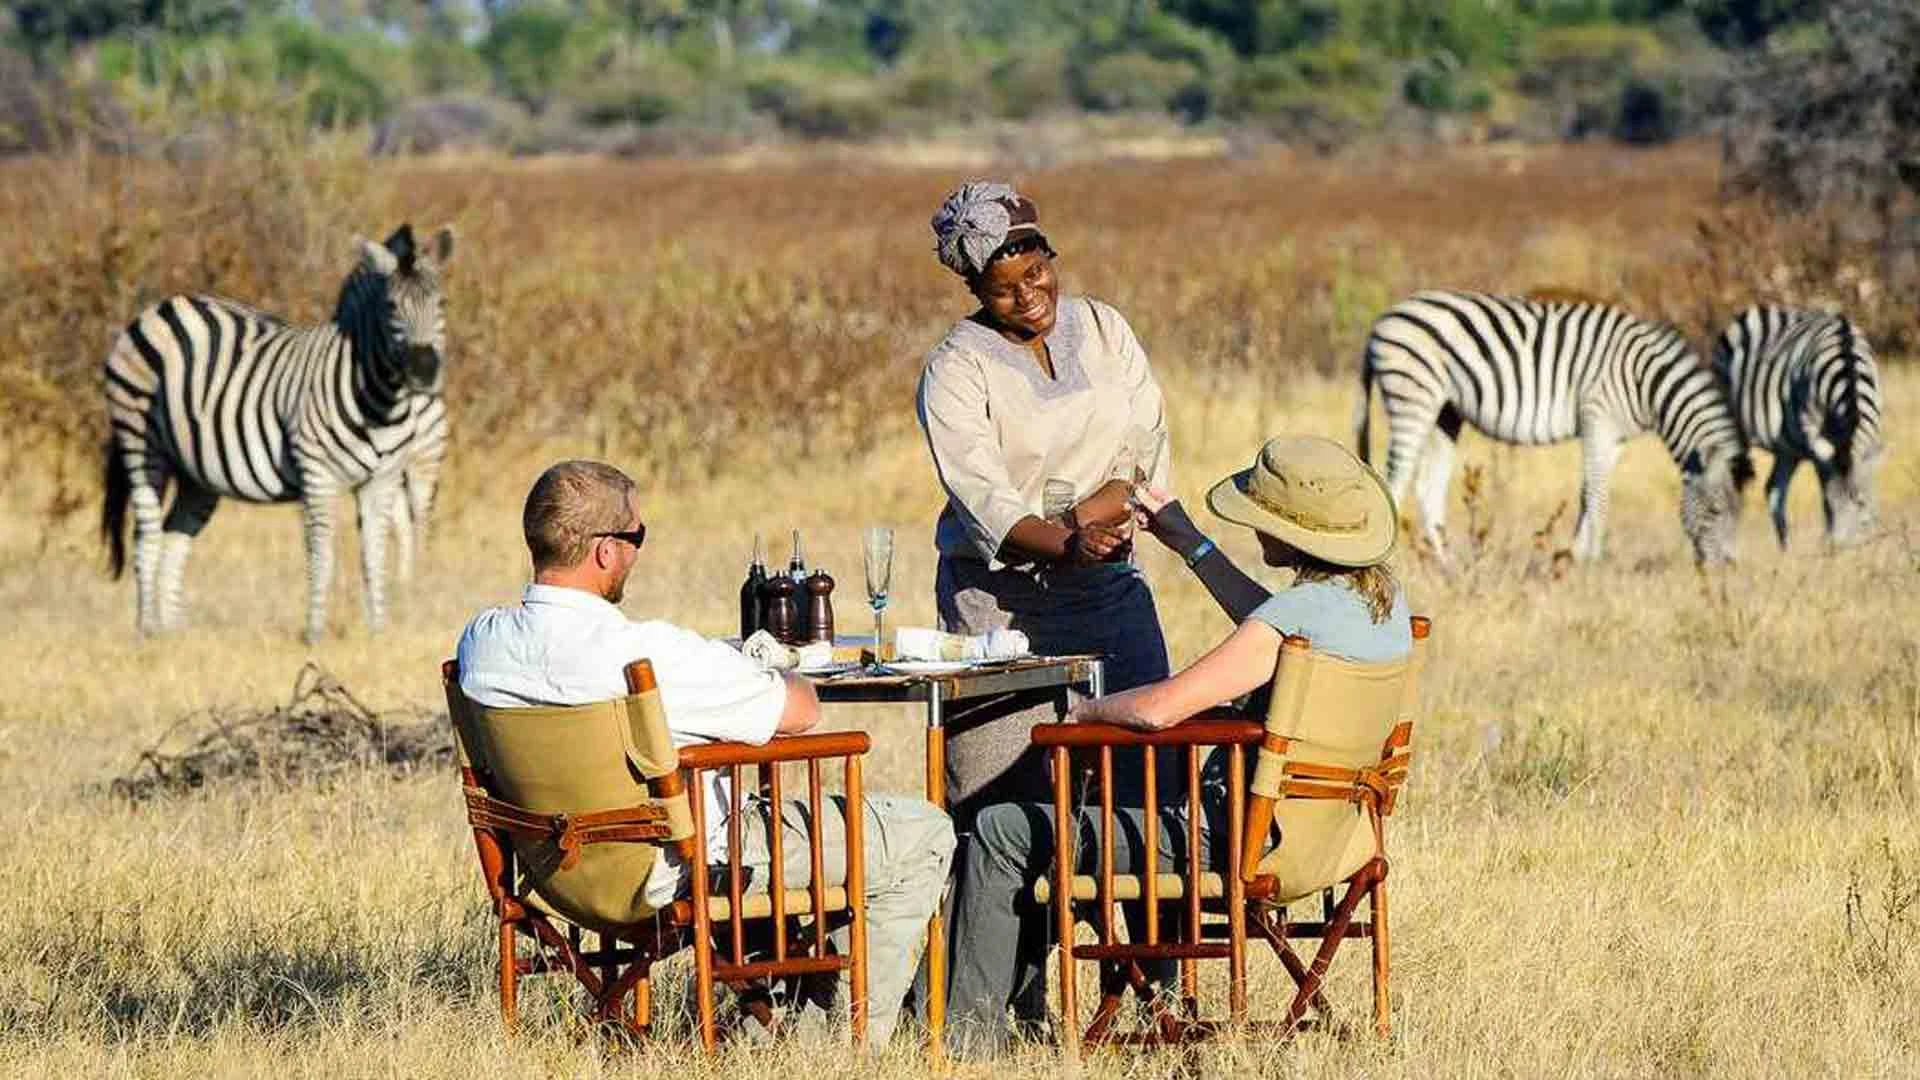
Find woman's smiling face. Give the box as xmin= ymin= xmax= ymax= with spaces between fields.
xmin=971 ymin=247 xmax=1059 ymax=339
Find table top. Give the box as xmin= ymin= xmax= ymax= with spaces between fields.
xmin=811 ymin=654 xmax=1103 ymax=704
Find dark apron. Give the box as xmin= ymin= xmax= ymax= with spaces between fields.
xmin=935 ymin=555 xmax=1173 ymax=827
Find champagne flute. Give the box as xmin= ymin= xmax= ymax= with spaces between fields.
xmin=862 ymin=526 xmax=894 ymax=659
xmin=1041 ymin=478 xmax=1076 ymax=525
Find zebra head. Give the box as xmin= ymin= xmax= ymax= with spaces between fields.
xmin=354 ymin=223 xmax=456 ymax=395
xmin=1678 ymin=445 xmax=1753 ymax=566
xmin=1816 ymin=433 xmax=1885 ymax=548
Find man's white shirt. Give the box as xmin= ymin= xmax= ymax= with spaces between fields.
xmin=456 ymin=583 xmax=787 ymax=908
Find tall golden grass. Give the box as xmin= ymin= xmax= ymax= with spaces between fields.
xmin=0 ymin=140 xmax=1915 ymax=1078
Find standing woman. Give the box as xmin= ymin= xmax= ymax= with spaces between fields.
xmin=916 ymin=180 xmax=1174 ymax=819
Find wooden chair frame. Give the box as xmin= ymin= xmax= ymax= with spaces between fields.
xmin=1029 ymin=617 xmax=1428 ymax=1055
xmin=442 ymin=658 xmax=870 ymax=1049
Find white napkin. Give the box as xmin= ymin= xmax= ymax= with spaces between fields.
xmin=740 ymin=630 xmax=834 ymax=671
xmin=741 ymin=629 xmax=794 ymax=670
xmin=893 ymin=627 xmax=1031 ymax=662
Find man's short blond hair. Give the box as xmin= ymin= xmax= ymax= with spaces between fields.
xmin=523 ymin=460 xmax=637 ymax=572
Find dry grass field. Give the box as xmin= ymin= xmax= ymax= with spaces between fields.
xmin=0 ymin=140 xmax=1916 ymax=1078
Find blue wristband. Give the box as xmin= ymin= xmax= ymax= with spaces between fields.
xmin=1184 ymin=538 xmax=1216 ymax=568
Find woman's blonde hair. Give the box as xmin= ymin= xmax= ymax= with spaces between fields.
xmin=1286 ymin=550 xmax=1398 ymax=623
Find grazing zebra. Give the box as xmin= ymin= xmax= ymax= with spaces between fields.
xmin=102 ymin=224 xmax=456 ymax=641
xmin=1355 ymin=289 xmax=1753 ymax=564
xmin=1712 ymin=305 xmax=1885 ymax=549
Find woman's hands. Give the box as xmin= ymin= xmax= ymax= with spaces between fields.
xmin=1131 ymin=484 xmax=1208 ymax=557
xmin=1062 ymin=479 xmax=1134 ymax=564
xmin=1068 ymin=689 xmax=1160 ymax=732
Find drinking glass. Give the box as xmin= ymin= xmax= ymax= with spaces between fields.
xmin=862 ymin=526 xmax=894 ymax=657
xmin=1041 ymin=478 xmax=1076 ymax=524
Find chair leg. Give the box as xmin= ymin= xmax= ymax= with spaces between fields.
xmin=633 ymin=967 xmax=651 ymax=1033
xmin=499 ymin=920 xmax=518 ymax=1034
xmin=1052 ymin=749 xmax=1081 ymax=1058
xmin=1372 ymin=873 xmax=1391 ymax=1038
xmin=1285 ymin=861 xmax=1380 ymax=1030
xmin=695 ymin=936 xmax=718 ymax=1051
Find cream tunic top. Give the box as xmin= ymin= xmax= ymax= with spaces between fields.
xmin=916 ymin=295 xmax=1171 ymax=570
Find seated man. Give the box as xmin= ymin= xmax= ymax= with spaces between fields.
xmin=944 ymin=436 xmax=1412 ymax=1057
xmin=457 ymin=459 xmax=954 ymax=1045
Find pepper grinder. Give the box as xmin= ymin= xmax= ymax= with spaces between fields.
xmin=762 ymin=572 xmax=800 ymax=645
xmin=804 ymin=568 xmax=835 ymax=644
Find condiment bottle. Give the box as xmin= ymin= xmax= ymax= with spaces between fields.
xmin=804 ymin=568 xmax=835 ymax=644
xmin=787 ymin=529 xmax=811 ymax=641
xmin=739 ymin=533 xmax=767 ymax=641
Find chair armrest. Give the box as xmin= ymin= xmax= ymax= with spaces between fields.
xmin=678 ymin=731 xmax=872 ymax=769
xmin=1030 ymin=717 xmax=1264 ymax=749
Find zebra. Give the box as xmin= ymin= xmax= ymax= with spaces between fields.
xmin=1354 ymin=289 xmax=1753 ymax=564
xmin=1712 ymin=305 xmax=1885 ymax=549
xmin=101 ymin=223 xmax=455 ymax=641
xmin=386 ymin=394 xmax=448 ymax=588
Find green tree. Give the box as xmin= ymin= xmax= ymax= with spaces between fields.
xmin=479 ymin=3 xmax=609 ymax=110
xmin=1692 ymin=0 xmax=1820 ymax=47
xmin=9 ymin=0 xmax=254 ymax=60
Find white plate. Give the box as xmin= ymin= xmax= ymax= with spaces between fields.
xmin=883 ymin=660 xmax=975 ymax=674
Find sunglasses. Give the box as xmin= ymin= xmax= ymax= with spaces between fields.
xmin=595 ymin=524 xmax=647 ymax=549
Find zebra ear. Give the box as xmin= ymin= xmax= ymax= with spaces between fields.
xmin=356 ymin=235 xmax=398 ymax=276
xmin=383 ymin=224 xmax=417 ymax=263
xmin=430 ymin=225 xmax=456 ymax=266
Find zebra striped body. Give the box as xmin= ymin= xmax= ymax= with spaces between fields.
xmin=1355 ymin=290 xmax=1751 ymax=563
xmin=102 ymin=225 xmax=455 ymax=640
xmin=1713 ymin=305 xmax=1884 ymax=548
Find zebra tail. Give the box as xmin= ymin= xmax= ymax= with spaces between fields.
xmin=102 ymin=439 xmax=130 ymax=579
xmin=1354 ymin=355 xmax=1376 ymax=464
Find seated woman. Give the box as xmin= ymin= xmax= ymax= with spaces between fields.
xmin=942 ymin=435 xmax=1411 ymax=1058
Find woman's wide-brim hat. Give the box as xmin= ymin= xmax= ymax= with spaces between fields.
xmin=1206 ymin=435 xmax=1398 ymax=567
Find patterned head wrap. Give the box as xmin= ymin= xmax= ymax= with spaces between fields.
xmin=931 ymin=181 xmax=1045 ymax=278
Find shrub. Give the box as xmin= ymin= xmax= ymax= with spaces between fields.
xmin=371 ymin=94 xmax=527 ymax=156
xmin=745 ymin=69 xmax=888 ymax=139
xmin=987 ymin=44 xmax=1073 ymax=119
xmin=576 ymin=61 xmax=699 ymax=128
xmin=1075 ymin=51 xmax=1202 ymax=114
xmin=1403 ymin=51 xmax=1493 ymax=114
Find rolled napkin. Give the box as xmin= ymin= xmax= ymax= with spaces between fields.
xmin=740 ymin=631 xmax=836 ymax=671
xmin=741 ymin=629 xmax=794 ymax=670
xmin=893 ymin=627 xmax=1031 ymax=662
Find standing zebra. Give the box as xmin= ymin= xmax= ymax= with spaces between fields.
xmin=1355 ymin=289 xmax=1753 ymax=564
xmin=387 ymin=393 xmax=448 ymax=588
xmin=102 ymin=224 xmax=456 ymax=641
xmin=1712 ymin=305 xmax=1885 ymax=549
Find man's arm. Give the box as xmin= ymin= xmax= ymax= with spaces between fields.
xmin=775 ymin=672 xmax=820 ymax=734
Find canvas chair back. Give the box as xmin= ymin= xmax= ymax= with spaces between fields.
xmin=1247 ymin=618 xmax=1427 ymax=901
xmin=448 ymin=677 xmax=695 ymax=930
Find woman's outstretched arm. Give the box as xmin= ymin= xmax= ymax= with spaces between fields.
xmin=1070 ymin=619 xmax=1283 ymax=732
xmin=1135 ymin=489 xmax=1271 ymax=622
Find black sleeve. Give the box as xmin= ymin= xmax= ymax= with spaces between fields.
xmin=1150 ymin=500 xmax=1271 ymax=623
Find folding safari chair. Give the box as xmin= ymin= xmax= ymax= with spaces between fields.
xmin=1029 ymin=615 xmax=1430 ymax=1054
xmin=440 ymin=658 xmax=870 ymax=1049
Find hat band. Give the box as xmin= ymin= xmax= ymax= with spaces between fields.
xmin=1247 ymin=481 xmax=1366 ymax=535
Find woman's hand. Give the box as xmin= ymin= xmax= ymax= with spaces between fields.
xmin=1132 ymin=489 xmax=1208 ymax=557
xmin=1068 ymin=691 xmax=1158 ymax=732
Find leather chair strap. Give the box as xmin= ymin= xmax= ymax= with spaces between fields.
xmin=463 ymin=787 xmax=673 ymax=871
